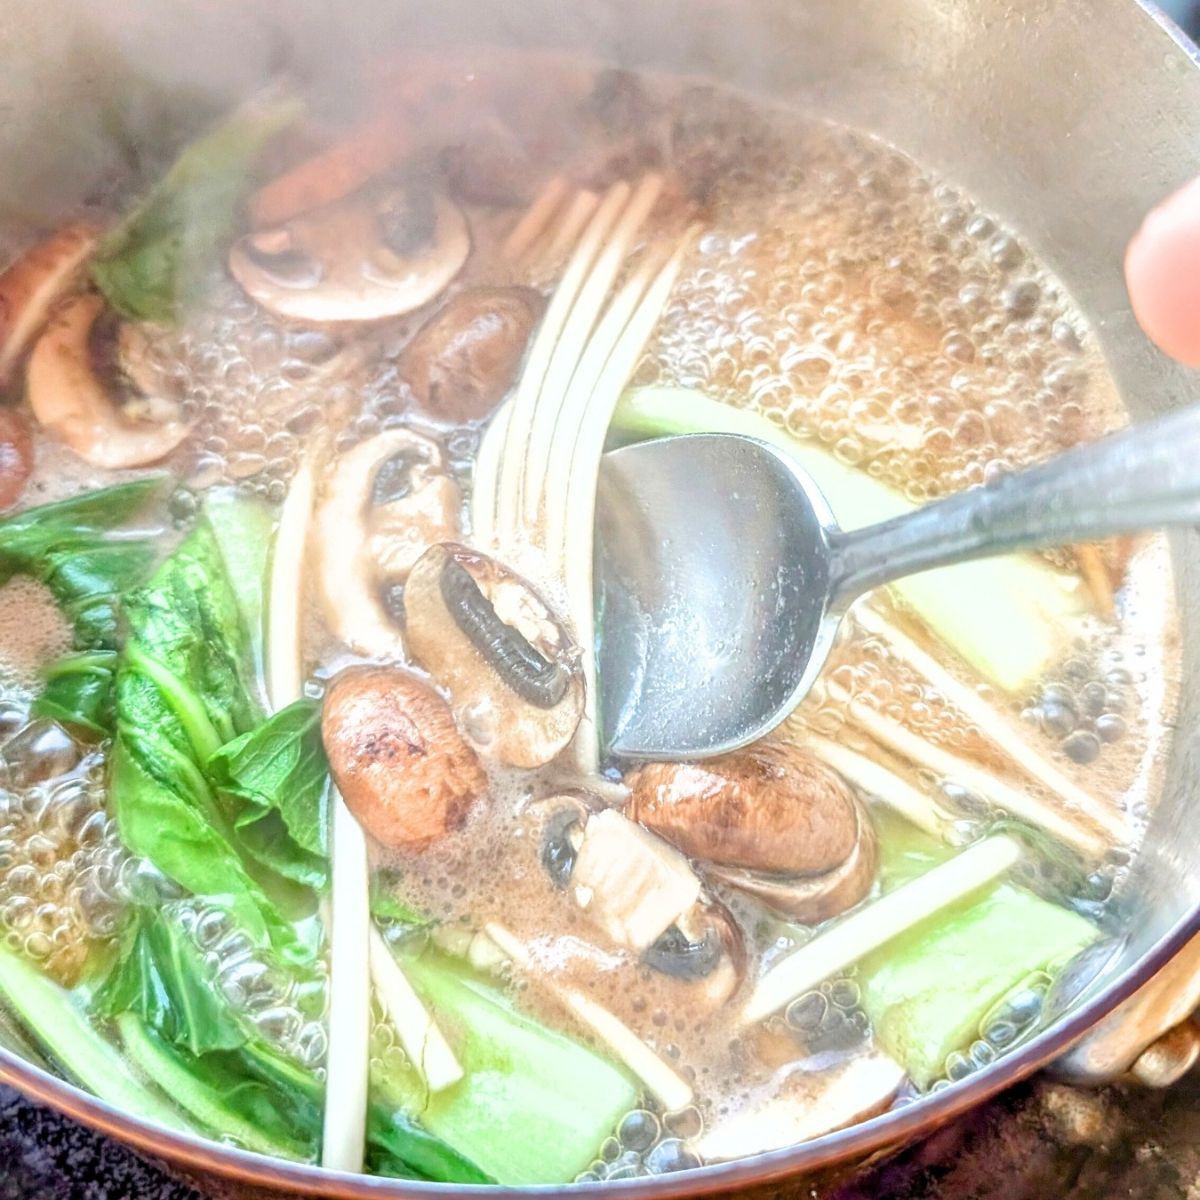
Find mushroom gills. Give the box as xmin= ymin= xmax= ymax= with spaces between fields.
xmin=404 ymin=543 xmax=584 ymax=768
xmin=25 ymin=294 xmax=191 ymax=469
xmin=315 ymin=430 xmax=460 ymax=660
xmin=439 ymin=557 xmax=571 ymax=708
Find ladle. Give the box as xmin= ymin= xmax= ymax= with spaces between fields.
xmin=594 ymin=406 xmax=1200 ymax=758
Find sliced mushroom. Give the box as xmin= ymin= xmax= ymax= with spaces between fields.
xmin=404 ymin=543 xmax=584 ymax=768
xmin=322 ymin=665 xmax=486 ymax=851
xmin=25 ymin=295 xmax=190 ymax=469
xmin=0 ymin=222 xmax=98 ymax=388
xmin=401 ymin=287 xmax=544 ymax=423
xmin=695 ymin=1052 xmax=905 ymax=1162
xmin=230 ymin=180 xmax=470 ymax=323
xmin=315 ymin=430 xmax=461 ymax=661
xmin=536 ymin=799 xmax=745 ymax=1008
xmin=627 ymin=747 xmax=877 ymax=923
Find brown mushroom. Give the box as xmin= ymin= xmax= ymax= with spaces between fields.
xmin=0 ymin=410 xmax=33 ymax=510
xmin=230 ymin=180 xmax=470 ymax=324
xmin=0 ymin=222 xmax=98 ymax=388
xmin=627 ymin=746 xmax=877 ymax=923
xmin=322 ymin=665 xmax=486 ymax=851
xmin=402 ymin=287 xmax=544 ymax=423
xmin=25 ymin=295 xmax=190 ymax=469
xmin=314 ymin=430 xmax=461 ymax=660
xmin=404 ymin=543 xmax=584 ymax=768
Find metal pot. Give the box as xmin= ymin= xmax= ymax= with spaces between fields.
xmin=0 ymin=0 xmax=1197 ymax=1195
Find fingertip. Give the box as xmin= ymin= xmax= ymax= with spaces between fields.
xmin=1125 ymin=176 xmax=1200 ymax=368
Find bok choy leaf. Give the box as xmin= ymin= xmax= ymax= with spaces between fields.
xmin=111 ymin=518 xmax=309 ymax=964
xmin=0 ymin=479 xmax=165 ymax=649
xmin=208 ymin=700 xmax=330 ymax=890
xmin=92 ymin=96 xmax=303 ymax=323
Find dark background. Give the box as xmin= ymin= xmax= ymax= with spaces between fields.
xmin=2 ymin=6 xmax=1198 ymax=1199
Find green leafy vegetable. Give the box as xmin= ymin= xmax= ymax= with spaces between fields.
xmin=380 ymin=952 xmax=637 ymax=1186
xmin=0 ymin=480 xmax=165 ymax=649
xmin=92 ymin=97 xmax=303 ymax=323
xmin=118 ymin=1014 xmax=315 ymax=1159
xmin=98 ymin=907 xmax=248 ymax=1058
xmin=0 ymin=940 xmax=194 ymax=1135
xmin=100 ymin=903 xmax=487 ymax=1181
xmin=859 ymin=882 xmax=1096 ymax=1087
xmin=612 ymin=387 xmax=1090 ymax=694
xmin=32 ymin=650 xmax=118 ymax=735
xmin=204 ymin=488 xmax=275 ymax=694
xmin=208 ymin=700 xmax=330 ymax=890
xmin=111 ymin=518 xmax=308 ymax=963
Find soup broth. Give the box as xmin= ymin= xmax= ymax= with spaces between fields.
xmin=0 ymin=48 xmax=1177 ymax=1186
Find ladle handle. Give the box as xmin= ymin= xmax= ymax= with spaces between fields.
xmin=827 ymin=401 xmax=1200 ymax=609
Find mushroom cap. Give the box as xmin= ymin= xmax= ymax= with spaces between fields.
xmin=707 ymin=801 xmax=878 ymax=923
xmin=229 ymin=183 xmax=470 ymax=323
xmin=322 ymin=665 xmax=486 ymax=851
xmin=314 ymin=429 xmax=461 ymax=661
xmin=26 ymin=294 xmax=190 ymax=470
xmin=402 ymin=286 xmax=544 ymax=424
xmin=627 ymin=747 xmax=860 ymax=877
xmin=404 ymin=542 xmax=584 ymax=768
xmin=0 ymin=222 xmax=98 ymax=387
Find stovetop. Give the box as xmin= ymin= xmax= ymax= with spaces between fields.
xmin=3 ymin=1070 xmax=1200 ymax=1200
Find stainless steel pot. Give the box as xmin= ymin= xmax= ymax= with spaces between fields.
xmin=0 ymin=0 xmax=1197 ymax=1195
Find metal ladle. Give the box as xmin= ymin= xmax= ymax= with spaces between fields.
xmin=594 ymin=406 xmax=1200 ymax=759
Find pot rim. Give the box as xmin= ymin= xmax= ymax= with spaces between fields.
xmin=1 ymin=1 xmax=1198 ymax=1195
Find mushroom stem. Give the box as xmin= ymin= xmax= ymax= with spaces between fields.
xmin=800 ymin=733 xmax=947 ymax=839
xmin=823 ymin=680 xmax=1115 ymax=861
xmin=521 ymin=173 xmax=664 ymax=532
xmin=853 ymin=604 xmax=1121 ymax=840
xmin=369 ymin=927 xmax=463 ymax=1093
xmin=741 ymin=834 xmax=1022 ymax=1025
xmin=322 ymin=792 xmax=372 ymax=1172
xmin=268 ymin=463 xmax=458 ymax=1165
xmin=484 ymin=922 xmax=694 ymax=1112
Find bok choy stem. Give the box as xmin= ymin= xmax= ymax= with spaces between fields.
xmin=484 ymin=922 xmax=694 ymax=1112
xmin=742 ymin=834 xmax=1022 ymax=1024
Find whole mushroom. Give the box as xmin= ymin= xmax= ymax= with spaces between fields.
xmin=322 ymin=665 xmax=486 ymax=851
xmin=627 ymin=746 xmax=878 ymax=923
xmin=230 ymin=179 xmax=470 ymax=323
xmin=402 ymin=286 xmax=543 ymax=424
xmin=404 ymin=543 xmax=584 ymax=768
xmin=314 ymin=429 xmax=461 ymax=660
